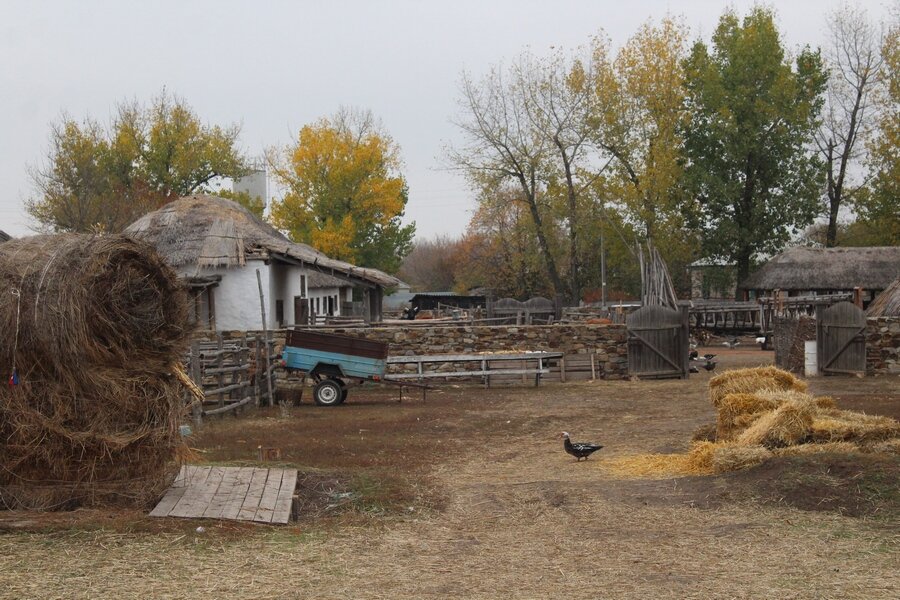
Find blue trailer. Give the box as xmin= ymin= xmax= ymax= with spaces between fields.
xmin=281 ymin=330 xmax=390 ymax=406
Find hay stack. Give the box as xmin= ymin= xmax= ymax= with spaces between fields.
xmin=708 ymin=366 xmax=807 ymax=407
xmin=0 ymin=234 xmax=190 ymax=510
xmin=810 ymin=409 xmax=900 ymax=444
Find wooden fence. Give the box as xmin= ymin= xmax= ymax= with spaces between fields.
xmin=185 ymin=333 xmax=279 ymax=425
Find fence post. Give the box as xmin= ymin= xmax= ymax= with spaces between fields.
xmin=190 ymin=340 xmax=203 ymax=428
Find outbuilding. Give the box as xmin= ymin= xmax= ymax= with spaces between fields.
xmin=126 ymin=195 xmax=398 ymax=330
xmin=741 ymin=246 xmax=900 ymax=306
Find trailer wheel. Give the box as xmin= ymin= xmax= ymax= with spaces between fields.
xmin=313 ymin=380 xmax=343 ymax=406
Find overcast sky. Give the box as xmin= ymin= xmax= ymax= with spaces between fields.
xmin=0 ymin=0 xmax=893 ymax=239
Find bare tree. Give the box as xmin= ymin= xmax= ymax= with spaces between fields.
xmin=816 ymin=3 xmax=884 ymax=247
xmin=519 ymin=49 xmax=609 ymax=303
xmin=448 ymin=67 xmax=565 ymax=297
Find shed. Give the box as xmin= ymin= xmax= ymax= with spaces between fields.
xmin=126 ymin=195 xmax=399 ymax=330
xmin=742 ymin=246 xmax=900 ymax=304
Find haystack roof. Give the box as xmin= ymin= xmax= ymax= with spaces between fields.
xmin=742 ymin=246 xmax=900 ymax=291
xmin=867 ymin=278 xmax=900 ymax=317
xmin=125 ymin=195 xmax=399 ymax=288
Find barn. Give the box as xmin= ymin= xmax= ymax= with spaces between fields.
xmin=126 ymin=195 xmax=399 ymax=330
xmin=741 ymin=246 xmax=900 ymax=306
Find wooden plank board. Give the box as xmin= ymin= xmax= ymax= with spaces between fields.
xmin=253 ymin=468 xmax=285 ymax=523
xmin=202 ymin=467 xmax=241 ymax=519
xmin=151 ymin=466 xmax=297 ymax=524
xmin=149 ymin=484 xmax=188 ymax=517
xmin=272 ymin=469 xmax=298 ymax=524
xmin=237 ymin=468 xmax=271 ymax=521
xmin=167 ymin=466 xmax=212 ymax=518
xmin=169 ymin=467 xmax=224 ymax=519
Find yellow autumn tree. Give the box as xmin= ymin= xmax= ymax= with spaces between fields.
xmin=589 ymin=16 xmax=699 ymax=291
xmin=269 ymin=108 xmax=415 ymax=272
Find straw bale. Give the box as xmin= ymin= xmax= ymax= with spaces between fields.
xmin=708 ymin=366 xmax=807 ymax=407
xmin=716 ymin=390 xmax=836 ymax=441
xmin=712 ymin=445 xmax=773 ymax=473
xmin=862 ymin=439 xmax=900 ymax=455
xmin=774 ymin=442 xmax=860 ymax=456
xmin=736 ymin=398 xmax=815 ymax=448
xmin=716 ymin=393 xmax=781 ymax=440
xmin=809 ymin=409 xmax=900 ymax=444
xmin=0 ymin=234 xmax=190 ymax=510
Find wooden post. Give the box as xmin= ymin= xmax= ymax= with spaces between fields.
xmin=254 ymin=334 xmax=263 ymax=407
xmin=560 ymin=356 xmax=567 ymax=383
xmin=680 ymin=304 xmax=690 ymax=379
xmin=256 ymin=269 xmax=281 ymax=417
xmin=190 ymin=340 xmax=203 ymax=428
xmin=590 ymin=353 xmax=596 ymax=381
xmin=216 ymin=335 xmax=225 ymax=410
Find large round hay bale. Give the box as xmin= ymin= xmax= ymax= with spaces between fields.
xmin=0 ymin=234 xmax=190 ymax=510
xmin=708 ymin=366 xmax=807 ymax=407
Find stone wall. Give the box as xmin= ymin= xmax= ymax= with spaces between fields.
xmin=866 ymin=317 xmax=900 ymax=376
xmin=773 ymin=316 xmax=816 ymax=374
xmin=210 ymin=324 xmax=630 ymax=380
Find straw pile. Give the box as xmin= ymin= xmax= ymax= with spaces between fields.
xmin=0 ymin=234 xmax=190 ymax=509
xmin=605 ymin=366 xmax=900 ymax=478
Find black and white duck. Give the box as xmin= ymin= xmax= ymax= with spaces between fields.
xmin=561 ymin=432 xmax=603 ymax=461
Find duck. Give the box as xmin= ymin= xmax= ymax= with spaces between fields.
xmin=561 ymin=432 xmax=604 ymax=461
xmin=722 ymin=337 xmax=741 ymax=349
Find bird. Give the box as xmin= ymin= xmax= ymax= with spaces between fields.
xmin=689 ymin=349 xmax=699 ymax=360
xmin=703 ymin=361 xmax=717 ymax=372
xmin=722 ymin=337 xmax=741 ymax=349
xmin=703 ymin=353 xmax=717 ymax=360
xmin=561 ymin=432 xmax=603 ymax=461
xmin=689 ymin=365 xmax=700 ymax=374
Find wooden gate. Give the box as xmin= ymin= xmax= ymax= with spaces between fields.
xmin=627 ymin=305 xmax=689 ymax=379
xmin=817 ymin=302 xmax=867 ymax=375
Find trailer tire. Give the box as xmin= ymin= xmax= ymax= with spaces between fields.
xmin=313 ymin=380 xmax=343 ymax=406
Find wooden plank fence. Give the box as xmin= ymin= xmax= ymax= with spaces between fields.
xmin=185 ymin=333 xmax=279 ymax=425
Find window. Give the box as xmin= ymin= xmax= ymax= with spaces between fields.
xmin=300 ymin=275 xmax=307 ymax=298
xmin=275 ymin=300 xmax=284 ymax=327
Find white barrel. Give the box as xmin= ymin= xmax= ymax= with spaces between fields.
xmin=804 ymin=341 xmax=818 ymax=376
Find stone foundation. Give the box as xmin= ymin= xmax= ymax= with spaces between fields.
xmin=866 ymin=317 xmax=900 ymax=376
xmin=208 ymin=324 xmax=630 ymax=380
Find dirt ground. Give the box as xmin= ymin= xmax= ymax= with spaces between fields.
xmin=1 ymin=348 xmax=898 ymax=599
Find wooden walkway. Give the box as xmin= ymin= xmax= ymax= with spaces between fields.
xmin=149 ymin=465 xmax=298 ymax=524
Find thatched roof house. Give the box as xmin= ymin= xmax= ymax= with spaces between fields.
xmin=126 ymin=195 xmax=399 ymax=329
xmin=867 ymin=278 xmax=900 ymax=317
xmin=742 ymin=246 xmax=900 ymax=300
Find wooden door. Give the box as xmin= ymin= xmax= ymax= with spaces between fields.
xmin=817 ymin=302 xmax=866 ymax=375
xmin=627 ymin=305 xmax=689 ymax=379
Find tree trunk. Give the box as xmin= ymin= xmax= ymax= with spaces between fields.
xmin=517 ymin=174 xmax=564 ymax=298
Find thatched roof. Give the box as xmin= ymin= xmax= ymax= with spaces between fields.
xmin=308 ymin=271 xmax=349 ymax=289
xmin=742 ymin=246 xmax=900 ymax=291
xmin=126 ymin=195 xmax=399 ymax=288
xmin=0 ymin=230 xmax=11 ymax=243
xmin=867 ymin=278 xmax=900 ymax=317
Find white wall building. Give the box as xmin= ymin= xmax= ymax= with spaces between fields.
xmin=127 ymin=195 xmax=398 ymax=331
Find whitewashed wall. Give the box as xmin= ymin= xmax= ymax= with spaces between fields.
xmin=309 ymin=287 xmax=341 ymax=317
xmin=180 ymin=262 xmax=272 ymax=331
